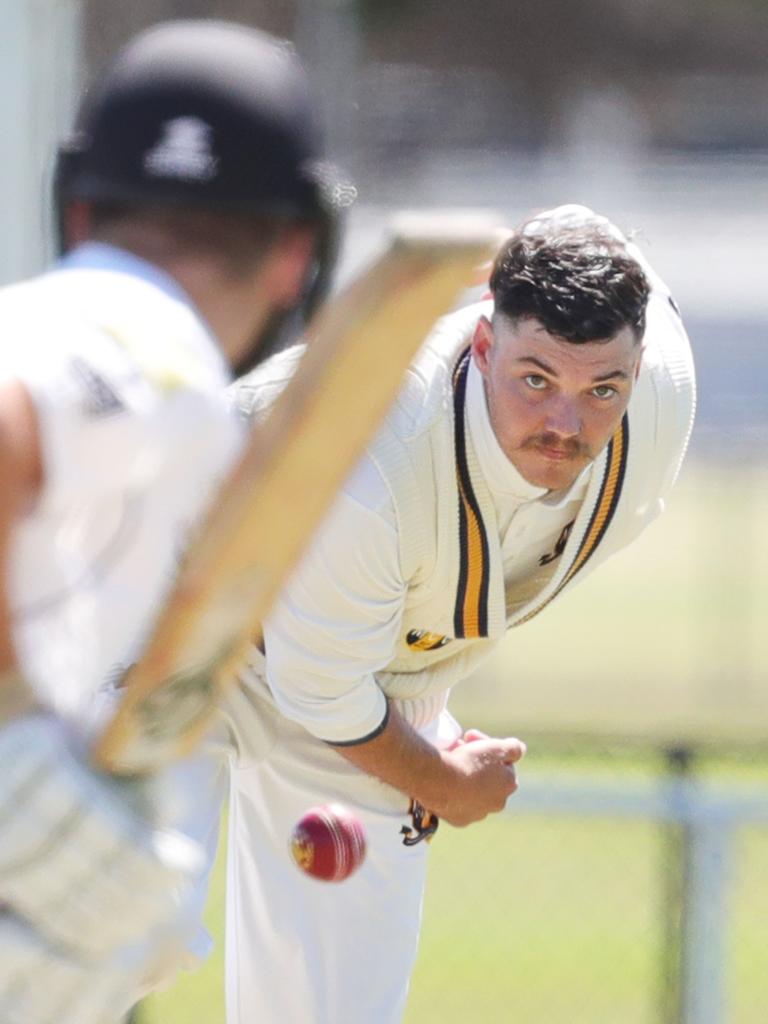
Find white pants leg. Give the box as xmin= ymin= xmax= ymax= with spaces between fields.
xmin=225 ymin=706 xmax=432 ymax=1024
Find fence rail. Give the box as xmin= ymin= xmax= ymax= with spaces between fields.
xmin=506 ymin=767 xmax=768 ymax=1024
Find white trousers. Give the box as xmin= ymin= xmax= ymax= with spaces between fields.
xmin=223 ymin=686 xmax=456 ymax=1024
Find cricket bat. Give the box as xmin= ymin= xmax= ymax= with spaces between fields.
xmin=93 ymin=212 xmax=501 ymax=775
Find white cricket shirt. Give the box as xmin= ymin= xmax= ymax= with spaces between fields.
xmin=262 ymin=356 xmax=586 ymax=743
xmin=2 ymin=244 xmax=243 ymax=721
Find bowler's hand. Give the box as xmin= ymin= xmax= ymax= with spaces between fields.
xmin=430 ymin=733 xmax=526 ymax=827
xmin=332 ymin=706 xmax=525 ymax=831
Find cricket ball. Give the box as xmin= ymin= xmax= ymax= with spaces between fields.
xmin=289 ymin=802 xmax=367 ymax=882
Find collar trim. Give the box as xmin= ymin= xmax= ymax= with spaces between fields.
xmin=452 ymin=345 xmax=630 ymax=636
xmin=452 ymin=348 xmax=491 ymax=638
xmin=514 ymin=414 xmax=630 ymax=626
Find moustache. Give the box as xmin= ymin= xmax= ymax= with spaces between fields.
xmin=521 ymin=434 xmax=590 ymax=458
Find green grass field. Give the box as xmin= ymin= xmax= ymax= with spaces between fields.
xmin=145 ymin=794 xmax=768 ymax=1024
xmin=143 ymin=461 xmax=768 ymax=1023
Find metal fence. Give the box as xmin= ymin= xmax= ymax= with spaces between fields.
xmin=408 ymin=744 xmax=768 ymax=1024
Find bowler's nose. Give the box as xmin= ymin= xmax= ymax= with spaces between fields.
xmin=545 ymin=398 xmax=581 ymax=438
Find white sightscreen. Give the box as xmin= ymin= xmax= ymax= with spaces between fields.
xmin=0 ymin=0 xmax=82 ymax=284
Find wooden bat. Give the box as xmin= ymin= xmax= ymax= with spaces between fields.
xmin=93 ymin=212 xmax=500 ymax=775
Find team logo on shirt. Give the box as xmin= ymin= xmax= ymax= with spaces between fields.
xmin=405 ymin=629 xmax=452 ymax=651
xmin=143 ymin=116 xmax=219 ymax=182
xmin=400 ymin=799 xmax=439 ymax=846
xmin=538 ymin=520 xmax=575 ymax=567
xmin=69 ymin=357 xmax=125 ymax=417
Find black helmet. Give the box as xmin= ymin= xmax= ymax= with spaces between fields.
xmin=55 ymin=19 xmax=354 ymax=324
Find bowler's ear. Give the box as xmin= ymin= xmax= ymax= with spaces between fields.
xmin=471 ymin=315 xmax=494 ymax=378
xmin=634 ymin=344 xmax=646 ymax=381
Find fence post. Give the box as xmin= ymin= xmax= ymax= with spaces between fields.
xmin=680 ymin=817 xmax=732 ymax=1024
xmin=660 ymin=745 xmax=694 ymax=1024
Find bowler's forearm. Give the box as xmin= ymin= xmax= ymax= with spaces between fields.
xmin=331 ymin=703 xmax=526 ymax=828
xmin=330 ymin=703 xmax=455 ymax=811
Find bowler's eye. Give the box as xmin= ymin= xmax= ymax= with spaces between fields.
xmin=592 ymin=384 xmax=617 ymax=399
xmin=524 ymin=374 xmax=548 ymax=390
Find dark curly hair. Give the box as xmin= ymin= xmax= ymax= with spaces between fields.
xmin=489 ymin=217 xmax=650 ymax=344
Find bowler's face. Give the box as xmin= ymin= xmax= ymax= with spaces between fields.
xmin=472 ymin=314 xmax=642 ymax=491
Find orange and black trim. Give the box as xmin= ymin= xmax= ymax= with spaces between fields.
xmin=563 ymin=414 xmax=629 ymax=583
xmin=450 ymin=348 xmax=629 ymax=635
xmin=515 ymin=413 xmax=630 ymax=626
xmin=452 ymin=348 xmax=490 ymax=638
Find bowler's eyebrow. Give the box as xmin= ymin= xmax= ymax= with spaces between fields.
xmin=516 ymin=355 xmax=630 ymax=382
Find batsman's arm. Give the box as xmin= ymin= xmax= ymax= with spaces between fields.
xmin=0 ymin=378 xmax=206 ymax=973
xmin=0 ymin=377 xmax=43 ymax=715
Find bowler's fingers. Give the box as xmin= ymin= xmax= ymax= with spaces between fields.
xmin=495 ymin=738 xmax=526 ymax=800
xmin=500 ymin=738 xmax=527 ymax=765
xmin=461 ymin=728 xmax=489 ymax=744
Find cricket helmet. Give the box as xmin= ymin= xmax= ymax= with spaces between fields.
xmin=55 ymin=19 xmax=354 ymax=318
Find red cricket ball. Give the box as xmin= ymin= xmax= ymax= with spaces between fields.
xmin=289 ymin=802 xmax=367 ymax=882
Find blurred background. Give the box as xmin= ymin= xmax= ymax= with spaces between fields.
xmin=4 ymin=1 xmax=766 ymax=1021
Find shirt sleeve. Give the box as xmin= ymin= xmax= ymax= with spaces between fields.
xmin=262 ymin=454 xmax=406 ymax=745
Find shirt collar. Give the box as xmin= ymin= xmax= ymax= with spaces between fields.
xmin=55 ymin=241 xmax=230 ymax=381
xmin=57 ymin=242 xmax=194 ymax=309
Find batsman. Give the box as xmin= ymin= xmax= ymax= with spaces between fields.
xmin=199 ymin=204 xmax=696 ymax=1023
xmin=0 ymin=19 xmax=346 ymax=1023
